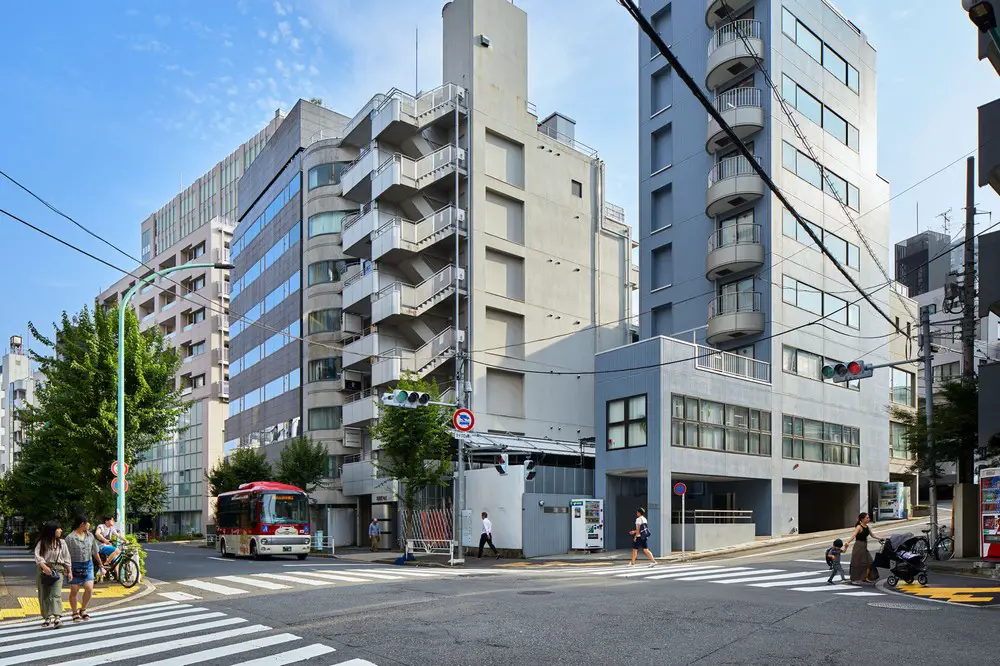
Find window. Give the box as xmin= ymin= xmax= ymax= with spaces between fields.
xmin=782 ymin=210 xmax=858 ymax=269
xmin=188 ymin=275 xmax=206 ymax=294
xmin=823 ymin=107 xmax=849 ymax=146
xmin=307 ymin=260 xmax=346 ymax=286
xmin=782 ymin=142 xmax=860 ymax=210
xmin=782 ymin=415 xmax=859 ymax=466
xmin=606 ymin=395 xmax=647 ymax=450
xmin=308 ymin=357 xmax=342 ymax=382
xmin=890 ymin=422 xmax=912 ymax=459
xmin=932 ymin=361 xmax=960 ymax=382
xmin=671 ymin=394 xmax=771 ymax=456
xmin=571 ymin=180 xmax=583 ymax=197
xmin=187 ymin=308 xmax=206 ymax=326
xmin=191 ymin=374 xmax=206 ymax=389
xmin=783 ymin=8 xmax=860 ymax=93
xmin=782 ymin=276 xmax=860 ymax=328
xmin=307 ymin=308 xmax=342 ymax=334
xmin=890 ymin=368 xmax=914 ymax=406
xmin=308 ymin=211 xmax=351 ymax=238
xmin=782 ymin=345 xmax=860 ymax=390
xmin=781 ymin=75 xmax=822 ymax=125
xmin=189 ymin=340 xmax=206 ymax=357
xmin=307 ymin=163 xmax=348 ymax=190
xmin=308 ymin=407 xmax=342 ymax=431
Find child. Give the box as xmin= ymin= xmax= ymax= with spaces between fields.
xmin=826 ymin=538 xmax=846 ymax=584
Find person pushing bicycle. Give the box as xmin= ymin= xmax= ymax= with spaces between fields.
xmin=94 ymin=515 xmax=123 ymax=578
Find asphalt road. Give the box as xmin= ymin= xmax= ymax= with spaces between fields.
xmin=0 ymin=539 xmax=991 ymax=665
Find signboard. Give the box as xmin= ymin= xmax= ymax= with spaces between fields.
xmin=673 ymin=482 xmax=687 ymax=496
xmin=111 ymin=478 xmax=130 ymax=494
xmin=453 ymin=408 xmax=474 ymax=432
xmin=111 ymin=461 xmax=129 ymax=477
xmin=981 ymin=467 xmax=1000 ymax=560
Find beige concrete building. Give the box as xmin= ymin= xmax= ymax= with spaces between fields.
xmin=99 ymin=116 xmax=281 ymax=534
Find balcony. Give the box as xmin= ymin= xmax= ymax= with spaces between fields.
xmin=705 ymin=0 xmax=754 ymax=29
xmin=343 ymin=328 xmax=380 ymax=368
xmin=371 ymin=206 xmax=467 ymax=263
xmin=371 ymin=265 xmax=461 ymax=324
xmin=707 ymin=291 xmax=765 ymax=344
xmin=213 ymin=314 xmax=229 ymax=333
xmin=706 ymin=87 xmax=764 ymax=153
xmin=342 ymin=269 xmax=379 ymax=314
xmin=161 ymin=299 xmax=176 ymax=312
xmin=706 ymin=155 xmax=764 ymax=217
xmin=341 ymin=93 xmax=385 ymax=148
xmin=343 ymin=389 xmax=379 ymax=426
xmin=706 ymin=19 xmax=763 ymax=90
xmin=372 ymin=84 xmax=466 ymax=144
xmin=705 ymin=223 xmax=765 ymax=280
xmin=371 ymin=145 xmax=466 ymax=203
xmin=340 ymin=145 xmax=380 ymax=202
xmin=694 ymin=343 xmax=771 ymax=383
xmin=215 ymin=281 xmax=231 ymax=300
xmin=217 ymin=380 xmax=230 ymax=400
xmin=371 ymin=328 xmax=456 ymax=387
xmin=214 ymin=248 xmax=231 ymax=264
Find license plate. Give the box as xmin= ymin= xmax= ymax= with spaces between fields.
xmin=282 ymin=546 xmax=292 ymax=552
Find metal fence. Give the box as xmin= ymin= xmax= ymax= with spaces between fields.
xmin=401 ymin=508 xmax=454 ymax=556
xmin=670 ymin=509 xmax=754 ymax=524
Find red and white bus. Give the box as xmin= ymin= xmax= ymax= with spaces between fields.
xmin=216 ymin=481 xmax=311 ymax=560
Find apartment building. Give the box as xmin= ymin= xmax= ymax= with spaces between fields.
xmin=888 ymin=283 xmax=919 ymax=500
xmin=98 ymin=116 xmax=281 ymax=535
xmin=0 ymin=336 xmax=42 ymax=475
xmin=226 ymin=0 xmax=635 ymax=547
xmin=894 ymin=230 xmax=954 ymax=299
xmin=596 ymin=0 xmax=893 ymax=552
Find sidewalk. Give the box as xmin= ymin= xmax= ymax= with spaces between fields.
xmin=925 ymin=558 xmax=1000 ymax=579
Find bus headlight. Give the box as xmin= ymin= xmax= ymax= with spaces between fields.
xmin=261 ymin=538 xmax=269 ymax=545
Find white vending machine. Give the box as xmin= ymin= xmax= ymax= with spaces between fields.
xmin=570 ymin=498 xmax=604 ymax=550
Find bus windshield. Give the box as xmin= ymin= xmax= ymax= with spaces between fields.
xmin=260 ymin=492 xmax=308 ymax=524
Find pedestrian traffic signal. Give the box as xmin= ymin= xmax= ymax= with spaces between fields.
xmin=821 ymin=360 xmax=873 ymax=383
xmin=524 ymin=459 xmax=537 ymax=481
xmin=494 ymin=454 xmax=508 ymax=476
xmin=382 ymin=390 xmax=432 ymax=408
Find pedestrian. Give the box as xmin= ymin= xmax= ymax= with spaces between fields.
xmin=629 ymin=507 xmax=658 ymax=567
xmin=33 ymin=520 xmax=70 ymax=628
xmin=94 ymin=515 xmax=123 ymax=578
xmin=64 ymin=516 xmax=100 ymax=621
xmin=843 ymin=512 xmax=884 ymax=585
xmin=825 ymin=538 xmax=847 ymax=584
xmin=478 ymin=512 xmax=500 ymax=559
xmin=368 ymin=518 xmax=381 ymax=552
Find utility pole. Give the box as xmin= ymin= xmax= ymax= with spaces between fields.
xmin=921 ymin=306 xmax=939 ymax=540
xmin=961 ymin=156 xmax=977 ymax=483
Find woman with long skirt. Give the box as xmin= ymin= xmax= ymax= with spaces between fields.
xmin=843 ymin=511 xmax=884 ymax=585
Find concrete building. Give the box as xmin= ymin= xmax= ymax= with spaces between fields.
xmin=888 ymin=283 xmax=919 ymax=500
xmin=596 ymin=0 xmax=893 ymax=553
xmin=894 ymin=230 xmax=954 ymax=299
xmin=0 ymin=336 xmax=42 ymax=475
xmin=226 ymin=0 xmax=635 ymax=548
xmin=99 ymin=116 xmax=281 ymax=534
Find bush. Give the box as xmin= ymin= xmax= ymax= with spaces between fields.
xmin=122 ymin=533 xmax=147 ymax=577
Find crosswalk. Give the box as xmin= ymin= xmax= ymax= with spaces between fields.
xmin=0 ymin=600 xmax=375 ymax=666
xmin=544 ymin=563 xmax=885 ymax=598
xmin=156 ymin=566 xmax=496 ymax=601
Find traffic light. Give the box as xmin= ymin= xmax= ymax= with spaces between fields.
xmin=524 ymin=459 xmax=537 ymax=481
xmin=821 ymin=360 xmax=874 ymax=383
xmin=494 ymin=454 xmax=508 ymax=476
xmin=964 ymin=1 xmax=997 ymax=32
xmin=381 ymin=389 xmax=431 ymax=408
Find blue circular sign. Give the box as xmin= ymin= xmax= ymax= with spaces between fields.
xmin=673 ymin=482 xmax=687 ymax=496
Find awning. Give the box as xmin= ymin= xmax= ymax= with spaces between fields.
xmin=450 ymin=431 xmax=595 ymax=458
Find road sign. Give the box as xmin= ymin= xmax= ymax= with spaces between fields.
xmin=453 ymin=408 xmax=474 ymax=432
xmin=673 ymin=482 xmax=687 ymax=496
xmin=111 ymin=461 xmax=129 ymax=477
xmin=111 ymin=478 xmax=130 ymax=494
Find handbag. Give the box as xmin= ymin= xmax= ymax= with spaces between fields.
xmin=40 ymin=568 xmax=61 ymax=585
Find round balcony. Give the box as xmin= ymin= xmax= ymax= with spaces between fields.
xmin=706 ymin=19 xmax=764 ymax=91
xmin=707 ymin=87 xmax=764 ymax=154
xmin=707 ymin=291 xmax=765 ymax=344
xmin=705 ymin=0 xmax=756 ymax=29
xmin=706 ymin=155 xmax=765 ymax=218
xmin=706 ymin=223 xmax=765 ymax=280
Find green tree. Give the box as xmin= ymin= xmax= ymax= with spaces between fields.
xmin=369 ymin=374 xmax=453 ymax=540
xmin=126 ymin=469 xmax=169 ymax=523
xmin=275 ymin=436 xmax=328 ymax=494
xmin=206 ymin=447 xmax=274 ymax=496
xmin=7 ymin=304 xmax=183 ymax=526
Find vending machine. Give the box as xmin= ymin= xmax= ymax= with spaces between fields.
xmin=570 ymin=498 xmax=604 ymax=550
xmin=878 ymin=482 xmax=905 ymax=520
xmin=981 ymin=468 xmax=1000 ymax=560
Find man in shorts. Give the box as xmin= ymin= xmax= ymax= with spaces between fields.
xmin=94 ymin=516 xmax=122 ymax=577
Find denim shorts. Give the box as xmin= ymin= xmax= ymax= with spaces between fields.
xmin=70 ymin=560 xmax=94 ymax=585
xmin=99 ymin=545 xmax=117 ymax=559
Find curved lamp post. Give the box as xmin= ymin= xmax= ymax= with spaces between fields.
xmin=117 ymin=261 xmax=234 ymax=530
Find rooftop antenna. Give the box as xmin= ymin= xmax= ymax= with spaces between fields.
xmin=936 ymin=207 xmax=952 ymax=236
xmin=415 ymin=26 xmax=419 ymax=94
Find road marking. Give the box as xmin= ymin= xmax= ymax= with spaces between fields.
xmin=674 ymin=568 xmax=785 ymax=582
xmin=57 ymin=624 xmax=271 ymax=666
xmin=327 ymin=570 xmax=403 ymax=580
xmin=0 ymin=601 xmax=186 ymax=632
xmin=216 ymin=575 xmax=291 ymax=590
xmin=748 ymin=576 xmax=834 ymax=588
xmin=615 ymin=565 xmax=713 ymax=578
xmin=895 ymin=584 xmax=1000 ymax=604
xmin=292 ymin=571 xmax=372 ymax=583
xmin=158 ymin=592 xmax=202 ymax=601
xmin=253 ymin=572 xmax=331 ymax=586
xmin=144 ymin=548 xmax=175 ymax=553
xmin=349 ymin=568 xmax=441 ymax=578
xmin=713 ymin=571 xmax=828 ymax=585
xmin=139 ymin=633 xmax=301 ymax=666
xmin=207 ymin=557 xmax=236 ymax=562
xmin=228 ymin=643 xmax=337 ymax=666
xmin=0 ymin=607 xmax=211 ymax=645
xmin=789 ymin=584 xmax=873 ymax=592
xmin=835 ymin=591 xmax=884 ymax=597
xmin=646 ymin=567 xmax=754 ymax=581
xmin=334 ymin=661 xmax=379 ymax=666
xmin=794 ymin=559 xmax=828 ymax=564
xmin=177 ymin=579 xmax=248 ymax=596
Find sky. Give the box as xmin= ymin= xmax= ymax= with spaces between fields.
xmin=0 ymin=0 xmax=997 ymax=350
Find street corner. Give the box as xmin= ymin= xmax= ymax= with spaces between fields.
xmin=0 ymin=580 xmax=148 ymax=622
xmin=889 ymin=575 xmax=1000 ymax=607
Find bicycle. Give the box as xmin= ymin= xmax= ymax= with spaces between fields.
xmin=100 ymin=545 xmax=140 ymax=588
xmin=911 ymin=524 xmax=954 ymax=561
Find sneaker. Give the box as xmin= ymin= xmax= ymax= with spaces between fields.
xmin=648 ymin=563 xmax=657 ymax=568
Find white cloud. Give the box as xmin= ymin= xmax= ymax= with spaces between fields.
xmin=278 ymin=21 xmax=292 ymax=38
xmin=163 ymin=63 xmax=180 ymax=72
xmin=275 ymin=59 xmax=291 ymax=78
xmin=270 ymin=32 xmax=280 ymax=45
xmin=273 ymin=0 xmax=287 ymax=16
xmin=223 ymin=39 xmax=234 ymax=48
xmin=257 ymin=28 xmax=268 ymax=39
xmin=153 ymin=14 xmax=171 ymax=27
xmin=127 ymin=36 xmax=169 ymax=53
xmin=298 ymin=16 xmax=312 ymax=30
xmin=219 ymin=57 xmax=234 ymax=66
xmin=293 ymin=62 xmax=305 ymax=72
xmin=308 ymin=64 xmax=319 ymax=76
xmin=227 ymin=86 xmax=239 ymax=96
xmin=254 ymin=66 xmax=268 ymax=75
xmin=290 ymin=37 xmax=301 ymax=51
xmin=247 ymin=79 xmax=264 ymax=92
xmin=177 ymin=86 xmax=206 ymax=105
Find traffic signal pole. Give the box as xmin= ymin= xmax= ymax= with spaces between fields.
xmin=921 ymin=306 xmax=939 ymax=543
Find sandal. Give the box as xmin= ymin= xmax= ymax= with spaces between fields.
xmin=41 ymin=618 xmax=51 ymax=628
xmin=71 ymin=611 xmax=81 ymax=623
xmin=79 ymin=609 xmax=90 ymax=621
xmin=53 ymin=617 xmax=62 ymax=629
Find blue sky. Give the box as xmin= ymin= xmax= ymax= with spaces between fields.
xmin=0 ymin=0 xmax=997 ymax=349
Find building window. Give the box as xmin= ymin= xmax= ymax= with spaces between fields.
xmin=308 ymin=406 xmax=342 ymax=431
xmin=782 ymin=210 xmax=861 ymax=269
xmin=571 ymin=180 xmax=583 ymax=197
xmin=782 ymin=415 xmax=860 ymax=466
xmin=307 ymin=163 xmax=348 ymax=190
xmin=187 ymin=308 xmax=206 ymax=326
xmin=932 ymin=361 xmax=960 ymax=382
xmin=670 ymin=394 xmax=771 ymax=456
xmin=308 ymin=357 xmax=342 ymax=382
xmin=782 ymin=345 xmax=860 ymax=391
xmin=191 ymin=374 xmax=206 ymax=389
xmin=782 ymin=275 xmax=860 ymax=328
xmin=782 ymin=7 xmax=860 ymax=93
xmin=307 ymin=308 xmax=342 ymax=334
xmin=307 ymin=260 xmax=346 ymax=286
xmin=890 ymin=368 xmax=915 ymax=406
xmin=606 ymin=395 xmax=647 ymax=450
xmin=890 ymin=421 xmax=913 ymax=459
xmin=781 ymin=75 xmax=859 ymax=151
xmin=189 ymin=340 xmax=206 ymax=357
xmin=782 ymin=142 xmax=860 ymax=211
xmin=307 ymin=211 xmax=351 ymax=238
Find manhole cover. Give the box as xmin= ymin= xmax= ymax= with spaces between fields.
xmin=867 ymin=602 xmax=938 ymax=611
xmin=517 ymin=590 xmax=554 ymax=596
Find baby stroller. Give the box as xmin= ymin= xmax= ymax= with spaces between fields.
xmin=876 ymin=533 xmax=928 ymax=587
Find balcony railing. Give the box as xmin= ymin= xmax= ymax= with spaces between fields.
xmin=708 ymin=223 xmax=761 ymax=251
xmin=713 ymin=86 xmax=762 ymax=113
xmin=708 ymin=18 xmax=762 ymax=56
xmin=694 ymin=345 xmax=771 ymax=383
xmin=709 ymin=291 xmax=762 ymax=318
xmin=708 ymin=155 xmax=761 ymax=186
xmin=536 ymin=123 xmax=597 ymax=158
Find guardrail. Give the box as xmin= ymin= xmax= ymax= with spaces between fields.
xmin=670 ymin=509 xmax=754 ymax=524
xmin=708 ymin=18 xmax=762 ymax=56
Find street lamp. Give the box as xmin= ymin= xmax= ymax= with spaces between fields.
xmin=116 ymin=260 xmax=234 ymax=530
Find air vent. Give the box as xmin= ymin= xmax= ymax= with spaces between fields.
xmin=728 ymin=196 xmax=747 ymax=206
xmin=728 ymin=63 xmax=748 ymax=76
xmin=716 ymin=137 xmax=732 ymax=148
xmin=716 ymin=269 xmax=732 ymax=277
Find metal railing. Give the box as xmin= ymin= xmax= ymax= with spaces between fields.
xmin=402 ymin=508 xmax=454 ymax=555
xmin=536 ymin=123 xmax=598 ymax=157
xmin=671 ymin=509 xmax=754 ymax=524
xmin=342 ymin=93 xmax=386 ymax=139
xmin=342 ymin=145 xmax=374 ymax=180
xmin=708 ymin=291 xmax=762 ymax=318
xmin=708 ymin=155 xmax=762 ymax=186
xmin=375 ymin=265 xmax=456 ymax=315
xmin=695 ymin=345 xmax=771 ymax=383
xmin=378 ymin=328 xmax=456 ymax=377
xmin=342 ymin=203 xmax=373 ymax=231
xmin=345 ymin=387 xmax=380 ymax=404
xmin=604 ymin=202 xmax=626 ymax=223
xmin=708 ymin=18 xmax=762 ymax=56
xmin=373 ymin=206 xmax=466 ymax=251
xmin=713 ymin=86 xmax=763 ymax=112
xmin=708 ymin=223 xmax=762 ymax=251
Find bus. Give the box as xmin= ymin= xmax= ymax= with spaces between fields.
xmin=216 ymin=481 xmax=311 ymax=560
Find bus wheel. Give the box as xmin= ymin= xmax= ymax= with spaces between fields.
xmin=296 ymin=553 xmax=308 ymax=561
xmin=220 ymin=539 xmax=234 ymax=559
xmin=250 ymin=540 xmax=263 ymax=560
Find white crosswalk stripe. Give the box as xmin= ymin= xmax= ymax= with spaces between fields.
xmin=253 ymin=572 xmax=332 ymax=586
xmin=0 ymin=601 xmax=378 ymax=666
xmin=216 ymin=575 xmax=291 ymax=590
xmin=177 ymin=579 xmax=249 ymax=596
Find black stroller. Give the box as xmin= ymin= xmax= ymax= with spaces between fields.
xmin=875 ymin=533 xmax=928 ymax=587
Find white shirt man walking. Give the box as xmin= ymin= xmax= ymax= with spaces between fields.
xmin=478 ymin=512 xmax=500 ymax=559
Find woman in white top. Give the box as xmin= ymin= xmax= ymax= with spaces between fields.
xmin=629 ymin=507 xmax=658 ymax=567
xmin=34 ymin=520 xmax=71 ymax=628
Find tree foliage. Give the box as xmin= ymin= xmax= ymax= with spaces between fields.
xmin=206 ymin=447 xmax=274 ymax=496
xmin=275 ymin=436 xmax=328 ymax=494
xmin=6 ymin=303 xmax=183 ymax=527
xmin=368 ymin=375 xmax=453 ymax=538
xmin=126 ymin=469 xmax=169 ymax=520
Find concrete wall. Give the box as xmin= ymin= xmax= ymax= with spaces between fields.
xmin=522 ymin=493 xmax=590 ymax=558
xmin=670 ymin=523 xmax=756 ymax=551
xmin=462 ymin=465 xmax=525 ymax=550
